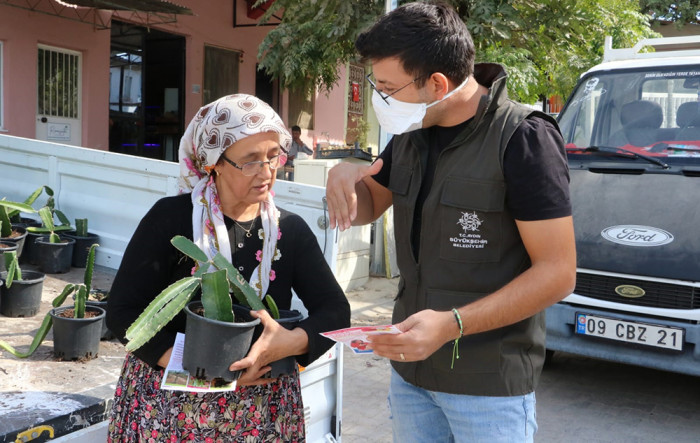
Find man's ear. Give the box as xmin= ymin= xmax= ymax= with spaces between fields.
xmin=427 ymin=73 xmax=450 ymax=99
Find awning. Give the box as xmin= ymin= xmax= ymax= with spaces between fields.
xmin=0 ymin=0 xmax=192 ymax=29
xmin=57 ymin=0 xmax=192 ymax=15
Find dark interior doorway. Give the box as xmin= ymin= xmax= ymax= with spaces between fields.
xmin=109 ymin=21 xmax=185 ymax=161
xmin=255 ymin=64 xmax=280 ymax=115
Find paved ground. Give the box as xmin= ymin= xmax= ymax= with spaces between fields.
xmin=3 ymin=268 xmax=700 ymax=442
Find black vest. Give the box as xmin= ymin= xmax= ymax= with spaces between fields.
xmin=388 ymin=64 xmax=554 ymax=396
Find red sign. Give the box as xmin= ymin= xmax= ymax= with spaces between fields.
xmin=351 ymin=82 xmax=360 ymax=102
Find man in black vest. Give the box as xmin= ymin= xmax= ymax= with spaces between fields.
xmin=325 ymin=2 xmax=576 ymax=442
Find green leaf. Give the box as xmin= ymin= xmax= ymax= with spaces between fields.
xmin=23 ymin=186 xmax=45 ymax=207
xmin=83 ymin=243 xmax=99 ymax=293
xmin=0 ymin=313 xmax=53 ymax=358
xmin=171 ymin=235 xmax=208 ymax=263
xmin=201 ymin=269 xmax=234 ymax=322
xmin=212 ymin=253 xmax=266 ymax=311
xmin=53 ymin=283 xmax=77 ymax=307
xmin=264 ymin=294 xmax=280 ymax=320
xmin=74 ymin=285 xmax=86 ymax=318
xmin=38 ymin=207 xmax=55 ymax=232
xmin=125 ymin=277 xmax=199 ymax=351
xmin=3 ymin=251 xmax=18 ymax=288
xmin=55 ymin=210 xmax=70 ymax=226
xmin=0 ymin=200 xmax=38 ymax=214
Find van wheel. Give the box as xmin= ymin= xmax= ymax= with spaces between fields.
xmin=544 ymin=349 xmax=555 ymax=366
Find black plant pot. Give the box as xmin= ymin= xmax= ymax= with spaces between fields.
xmin=86 ymin=289 xmax=113 ymax=340
xmin=63 ymin=231 xmax=100 ymax=268
xmin=0 ymin=270 xmax=45 ymax=317
xmin=246 ymin=306 xmax=305 ymax=378
xmin=1 ymin=225 xmax=28 ymax=260
xmin=182 ymin=301 xmax=260 ymax=382
xmin=0 ymin=242 xmax=19 ymax=273
xmin=20 ymin=231 xmax=44 ymax=265
xmin=50 ymin=305 xmax=105 ymax=361
xmin=35 ymin=236 xmax=75 ymax=274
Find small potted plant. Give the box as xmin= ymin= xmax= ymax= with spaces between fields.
xmin=0 ymin=199 xmax=37 ymax=259
xmin=64 ymin=218 xmax=100 ymax=268
xmin=0 ymin=244 xmax=105 ymax=360
xmin=0 ymin=250 xmax=46 ymax=318
xmin=23 ymin=189 xmax=71 ymax=265
xmin=28 ymin=206 xmax=75 ymax=274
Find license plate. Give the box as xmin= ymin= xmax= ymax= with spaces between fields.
xmin=575 ymin=313 xmax=684 ymax=351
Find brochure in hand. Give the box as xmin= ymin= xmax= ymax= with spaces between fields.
xmin=320 ymin=325 xmax=402 ymax=354
xmin=161 ymin=333 xmax=238 ymax=392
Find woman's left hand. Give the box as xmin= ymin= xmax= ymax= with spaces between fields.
xmin=229 ymin=309 xmax=308 ymax=386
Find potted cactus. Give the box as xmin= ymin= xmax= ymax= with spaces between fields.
xmin=64 ymin=218 xmax=100 ymax=268
xmin=28 ymin=206 xmax=75 ymax=273
xmin=0 ymin=199 xmax=37 ymax=259
xmin=0 ymin=250 xmax=45 ymax=318
xmin=124 ymin=235 xmax=298 ymax=382
xmin=0 ymin=244 xmax=104 ymax=360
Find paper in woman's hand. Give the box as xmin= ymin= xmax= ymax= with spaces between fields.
xmin=320 ymin=325 xmax=402 ymax=354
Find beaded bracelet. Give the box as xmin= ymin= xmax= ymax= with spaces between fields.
xmin=451 ymin=308 xmax=464 ymax=369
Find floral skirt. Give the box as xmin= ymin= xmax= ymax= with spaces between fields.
xmin=107 ymin=353 xmax=305 ymax=442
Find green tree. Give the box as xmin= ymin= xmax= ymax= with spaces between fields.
xmin=640 ymin=0 xmax=699 ymax=26
xmin=255 ymin=0 xmax=682 ymax=102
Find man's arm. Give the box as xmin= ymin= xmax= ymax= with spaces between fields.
xmin=369 ymin=215 xmax=576 ymax=361
xmin=326 ymin=159 xmax=391 ymax=230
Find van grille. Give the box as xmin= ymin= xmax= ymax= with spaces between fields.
xmin=574 ymin=273 xmax=699 ymax=310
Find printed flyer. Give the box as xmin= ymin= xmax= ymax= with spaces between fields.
xmin=320 ymin=325 xmax=402 ymax=354
xmin=161 ymin=333 xmax=238 ymax=392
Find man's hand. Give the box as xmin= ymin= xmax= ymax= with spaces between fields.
xmin=368 ymin=309 xmax=457 ymax=362
xmin=326 ymin=159 xmax=384 ymax=230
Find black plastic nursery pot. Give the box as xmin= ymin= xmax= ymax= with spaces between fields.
xmin=19 ymin=230 xmax=42 ymax=264
xmin=85 ymin=290 xmax=113 ymax=340
xmin=1 ymin=225 xmax=27 ymax=259
xmin=183 ymin=301 xmax=261 ymax=382
xmin=63 ymin=231 xmax=100 ymax=268
xmin=0 ymin=270 xmax=45 ymax=317
xmin=0 ymin=242 xmax=19 ymax=273
xmin=247 ymin=306 xmax=305 ymax=378
xmin=35 ymin=236 xmax=75 ymax=274
xmin=50 ymin=305 xmax=105 ymax=361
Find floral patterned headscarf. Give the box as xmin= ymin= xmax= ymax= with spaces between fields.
xmin=178 ymin=94 xmax=292 ymax=299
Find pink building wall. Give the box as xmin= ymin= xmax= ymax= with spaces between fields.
xmin=0 ymin=0 xmax=349 ymax=152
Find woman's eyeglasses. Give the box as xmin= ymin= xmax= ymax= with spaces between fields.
xmin=221 ymin=153 xmax=288 ymax=176
xmin=366 ymin=73 xmax=425 ymax=105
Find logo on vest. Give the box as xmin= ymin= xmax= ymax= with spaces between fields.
xmin=450 ymin=212 xmax=488 ymax=249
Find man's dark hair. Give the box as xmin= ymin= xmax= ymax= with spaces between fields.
xmin=355 ymin=1 xmax=474 ymax=86
xmin=291 ymin=125 xmax=301 ymax=132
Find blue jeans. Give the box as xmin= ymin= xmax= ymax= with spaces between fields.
xmin=388 ymin=368 xmax=537 ymax=443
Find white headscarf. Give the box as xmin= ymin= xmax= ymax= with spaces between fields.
xmin=177 ymin=94 xmax=292 ymax=299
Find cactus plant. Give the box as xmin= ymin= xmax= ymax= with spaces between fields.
xmin=75 ymin=218 xmax=88 ymax=237
xmin=124 ymin=235 xmax=279 ymax=352
xmin=27 ymin=206 xmax=72 ymax=243
xmin=0 ymin=199 xmax=37 ymax=238
xmin=0 ymin=244 xmax=99 ymax=358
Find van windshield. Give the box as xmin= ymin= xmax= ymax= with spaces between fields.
xmin=558 ymin=66 xmax=700 ymax=165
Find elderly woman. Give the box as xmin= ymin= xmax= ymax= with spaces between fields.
xmin=106 ymin=94 xmax=350 ymax=442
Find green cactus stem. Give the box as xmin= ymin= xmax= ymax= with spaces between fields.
xmin=75 ymin=218 xmax=88 ymax=237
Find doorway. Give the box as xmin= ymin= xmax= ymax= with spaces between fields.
xmin=36 ymin=45 xmax=82 ymax=146
xmin=109 ymin=21 xmax=185 ymax=161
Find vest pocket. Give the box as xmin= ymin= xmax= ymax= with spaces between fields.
xmin=426 ymin=288 xmax=502 ymax=374
xmin=387 ymin=164 xmax=413 ymax=196
xmin=439 ymin=178 xmax=504 ymax=263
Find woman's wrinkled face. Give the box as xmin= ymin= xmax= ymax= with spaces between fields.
xmin=215 ymin=132 xmax=284 ymax=205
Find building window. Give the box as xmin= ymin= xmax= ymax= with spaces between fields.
xmin=288 ymin=87 xmax=314 ymax=130
xmin=203 ymin=45 xmax=240 ymax=105
xmin=0 ymin=41 xmax=4 ymax=129
xmin=38 ymin=46 xmax=80 ymax=119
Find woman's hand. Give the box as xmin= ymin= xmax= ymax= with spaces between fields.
xmin=229 ymin=309 xmax=309 ymax=386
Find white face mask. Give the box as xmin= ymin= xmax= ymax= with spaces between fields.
xmin=372 ymin=77 xmax=470 ymax=135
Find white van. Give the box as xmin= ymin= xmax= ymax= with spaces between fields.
xmin=546 ymin=35 xmax=700 ymax=375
